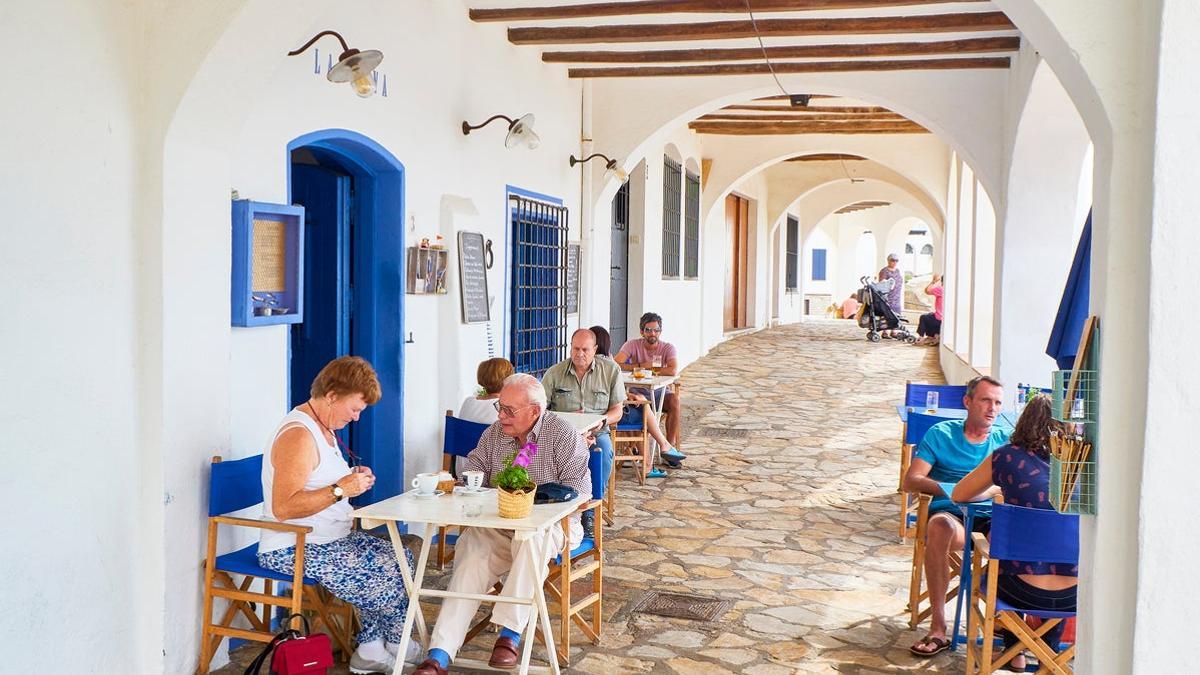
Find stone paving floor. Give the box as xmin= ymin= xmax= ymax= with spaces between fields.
xmin=217 ymin=320 xmax=960 ymax=674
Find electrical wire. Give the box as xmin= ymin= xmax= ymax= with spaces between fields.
xmin=743 ymin=0 xmax=791 ymax=99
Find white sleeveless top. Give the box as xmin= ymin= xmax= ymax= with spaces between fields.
xmin=260 ymin=408 xmax=354 ymax=553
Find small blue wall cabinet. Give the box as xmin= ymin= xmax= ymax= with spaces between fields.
xmin=231 ymin=200 xmax=305 ymax=327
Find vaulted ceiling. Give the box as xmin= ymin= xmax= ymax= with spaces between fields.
xmin=469 ymin=0 xmax=1019 ymax=137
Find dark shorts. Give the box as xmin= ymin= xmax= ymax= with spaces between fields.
xmin=931 ymin=508 xmax=991 ymax=536
xmin=618 ymin=404 xmax=645 ymax=428
xmin=918 ymin=313 xmax=942 ymax=337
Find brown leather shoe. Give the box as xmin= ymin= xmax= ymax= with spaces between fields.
xmin=413 ymin=658 xmax=448 ymax=675
xmin=488 ymin=636 xmax=521 ymax=669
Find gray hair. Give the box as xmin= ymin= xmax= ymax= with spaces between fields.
xmin=503 ymin=373 xmax=547 ymax=410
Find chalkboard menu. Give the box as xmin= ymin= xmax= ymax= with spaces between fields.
xmin=458 ymin=231 xmax=490 ymax=324
xmin=566 ymin=242 xmax=580 ymax=315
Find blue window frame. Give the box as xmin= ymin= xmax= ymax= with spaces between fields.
xmin=812 ymin=248 xmax=828 ymax=281
xmin=509 ymin=192 xmax=569 ymax=377
xmin=785 ymin=216 xmax=799 ymax=291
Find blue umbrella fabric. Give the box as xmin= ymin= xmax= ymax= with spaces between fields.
xmin=1046 ymin=211 xmax=1092 ymax=369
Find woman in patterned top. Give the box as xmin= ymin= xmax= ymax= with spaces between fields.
xmin=952 ymin=395 xmax=1077 ymax=667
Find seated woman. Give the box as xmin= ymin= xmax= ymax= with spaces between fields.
xmin=915 ymin=274 xmax=944 ymax=346
xmin=458 ymin=357 xmax=515 ymax=425
xmin=589 ymin=325 xmax=681 ymax=478
xmin=257 ymin=356 xmax=418 ymax=673
xmin=950 ymin=395 xmax=1077 ymax=667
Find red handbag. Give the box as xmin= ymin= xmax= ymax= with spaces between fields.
xmin=244 ymin=614 xmax=334 ymax=675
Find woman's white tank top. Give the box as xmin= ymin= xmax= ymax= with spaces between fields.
xmin=259 ymin=408 xmax=353 ymax=553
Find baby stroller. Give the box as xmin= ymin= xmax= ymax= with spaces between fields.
xmin=857 ymin=276 xmax=917 ymax=343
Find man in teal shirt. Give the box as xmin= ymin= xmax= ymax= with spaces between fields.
xmin=903 ymin=376 xmax=1010 ymax=657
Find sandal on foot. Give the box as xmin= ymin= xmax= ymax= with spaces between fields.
xmin=662 ymin=447 xmax=687 ymax=460
xmin=909 ymin=635 xmax=950 ymax=657
xmin=646 ymin=468 xmax=668 ymax=478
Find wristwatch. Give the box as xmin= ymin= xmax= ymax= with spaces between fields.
xmin=329 ymin=484 xmax=345 ymax=502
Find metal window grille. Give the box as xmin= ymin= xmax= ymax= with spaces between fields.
xmin=684 ymin=171 xmax=700 ymax=278
xmin=786 ymin=216 xmax=800 ymax=290
xmin=661 ymin=156 xmax=682 ymax=278
xmin=509 ymin=195 xmax=569 ymax=378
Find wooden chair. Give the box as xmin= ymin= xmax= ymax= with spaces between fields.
xmin=898 ymin=382 xmax=967 ymax=538
xmin=462 ymin=445 xmax=606 ymax=666
xmin=907 ymin=494 xmax=963 ymax=630
xmin=432 ymin=410 xmax=490 ymax=569
xmin=966 ymin=504 xmax=1079 ymax=674
xmin=197 ymin=455 xmax=356 ymax=674
xmin=898 ymin=410 xmax=953 ymax=539
xmin=612 ymin=400 xmax=650 ymax=486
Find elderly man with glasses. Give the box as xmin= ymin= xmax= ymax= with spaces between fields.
xmin=541 ymin=328 xmax=625 ymax=538
xmin=413 ymin=374 xmax=590 ymax=675
xmin=614 ymin=312 xmax=686 ymax=474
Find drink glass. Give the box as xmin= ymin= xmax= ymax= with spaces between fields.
xmin=651 ymin=355 xmax=663 ymax=372
xmin=462 ymin=502 xmax=482 ymax=518
xmin=925 ymin=391 xmax=939 ymax=411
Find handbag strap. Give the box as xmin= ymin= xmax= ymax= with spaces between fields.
xmin=280 ymin=612 xmax=311 ymax=636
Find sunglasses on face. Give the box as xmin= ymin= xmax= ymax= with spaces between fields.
xmin=642 ymin=327 xmax=662 ymax=333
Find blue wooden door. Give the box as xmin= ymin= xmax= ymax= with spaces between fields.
xmin=290 ymin=164 xmax=351 ymax=418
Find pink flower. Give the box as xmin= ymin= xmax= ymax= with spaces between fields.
xmin=522 ymin=442 xmax=538 ymax=457
xmin=513 ymin=452 xmax=530 ymax=468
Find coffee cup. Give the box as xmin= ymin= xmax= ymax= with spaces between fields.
xmin=411 ymin=472 xmax=439 ymax=495
xmin=463 ymin=470 xmax=484 ymax=491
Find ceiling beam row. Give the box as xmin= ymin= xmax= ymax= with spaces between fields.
xmin=471 ymin=0 xmax=987 ymax=22
xmin=688 ymin=120 xmax=930 ymax=134
xmin=542 ymin=36 xmax=1019 ymax=63
xmin=568 ymin=56 xmax=1009 ymax=78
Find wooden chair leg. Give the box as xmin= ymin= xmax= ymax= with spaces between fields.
xmin=437 ymin=526 xmax=447 ymax=570
xmin=197 ymin=522 xmax=219 ymax=675
xmin=262 ymin=579 xmax=274 ymax=629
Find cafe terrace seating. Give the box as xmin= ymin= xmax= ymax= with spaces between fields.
xmin=196 ymin=455 xmax=356 ymax=673
xmin=907 ymin=493 xmax=963 ymax=632
xmin=966 ymin=504 xmax=1080 ymax=674
xmin=432 ymin=411 xmax=490 ymax=570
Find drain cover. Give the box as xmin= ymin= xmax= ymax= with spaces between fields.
xmin=694 ymin=427 xmax=752 ymax=438
xmin=630 ymin=591 xmax=731 ymax=622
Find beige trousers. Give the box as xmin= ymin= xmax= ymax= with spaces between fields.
xmin=429 ymin=519 xmax=581 ymax=660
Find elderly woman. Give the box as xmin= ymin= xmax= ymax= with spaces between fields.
xmin=950 ymin=395 xmax=1077 ymax=667
xmin=878 ymin=253 xmax=905 ymax=338
xmin=458 ymin=357 xmax=515 ymax=425
xmin=257 ymin=355 xmax=417 ymax=673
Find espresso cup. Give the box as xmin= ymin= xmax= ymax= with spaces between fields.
xmin=463 ymin=470 xmax=484 ymax=491
xmin=411 ymin=472 xmax=439 ymax=495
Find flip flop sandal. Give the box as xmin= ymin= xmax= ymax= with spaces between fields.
xmin=646 ymin=468 xmax=668 ymax=478
xmin=662 ymin=448 xmax=687 ymax=460
xmin=909 ymin=635 xmax=951 ymax=657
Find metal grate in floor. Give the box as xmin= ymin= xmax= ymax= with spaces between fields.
xmin=629 ymin=591 xmax=732 ymax=622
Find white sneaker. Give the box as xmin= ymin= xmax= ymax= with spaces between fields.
xmin=405 ymin=638 xmax=422 ymax=665
xmin=349 ymin=650 xmax=396 ymax=674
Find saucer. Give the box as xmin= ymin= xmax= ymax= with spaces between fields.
xmin=412 ymin=490 xmax=445 ymax=499
xmin=453 ymin=486 xmax=493 ymax=496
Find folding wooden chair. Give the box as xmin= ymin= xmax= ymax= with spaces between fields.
xmin=433 ymin=410 xmax=490 ymax=569
xmin=197 ymin=455 xmax=356 ymax=674
xmin=907 ymin=494 xmax=963 ymax=630
xmin=462 ymin=445 xmax=605 ymax=666
xmin=898 ymin=409 xmax=955 ymax=538
xmin=898 ymin=382 xmax=967 ymax=538
xmin=612 ymin=400 xmax=650 ymax=486
xmin=966 ymin=503 xmax=1078 ymax=674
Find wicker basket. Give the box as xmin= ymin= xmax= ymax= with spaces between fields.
xmin=497 ymin=486 xmax=535 ymax=519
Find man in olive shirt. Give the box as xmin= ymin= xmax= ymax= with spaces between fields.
xmin=542 ymin=328 xmax=625 ymax=536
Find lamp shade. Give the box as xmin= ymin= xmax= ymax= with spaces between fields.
xmin=505 ymin=113 xmax=540 ymax=149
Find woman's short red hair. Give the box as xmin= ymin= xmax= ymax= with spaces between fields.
xmin=310 ymin=356 xmax=382 ymax=404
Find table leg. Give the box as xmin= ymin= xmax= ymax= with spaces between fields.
xmin=650 ymin=384 xmax=665 ymax=468
xmin=530 ymin=533 xmax=561 ymax=675
xmin=951 ymin=510 xmax=975 ymax=651
xmin=513 ymin=533 xmax=539 ymax=675
xmin=386 ymin=521 xmax=433 ymax=675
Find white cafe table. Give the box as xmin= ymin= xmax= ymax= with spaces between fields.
xmin=354 ymin=490 xmax=590 ymax=674
xmin=620 ymin=373 xmax=678 ymax=462
xmin=553 ymin=411 xmax=605 ymax=435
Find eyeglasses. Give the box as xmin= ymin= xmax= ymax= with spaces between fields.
xmin=494 ymin=401 xmax=538 ymax=418
xmin=641 ymin=326 xmax=662 ymax=333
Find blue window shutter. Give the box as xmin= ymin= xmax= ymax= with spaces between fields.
xmin=812 ymin=249 xmax=827 ymax=281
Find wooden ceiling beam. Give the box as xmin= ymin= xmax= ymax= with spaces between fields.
xmin=700 ymin=113 xmax=908 ymax=122
xmin=722 ymin=104 xmax=893 ymax=113
xmin=688 ymin=120 xmax=929 ymax=134
xmin=543 ymin=36 xmax=1020 ymax=63
xmin=509 ymin=12 xmax=1016 ymax=45
xmin=570 ymin=56 xmax=1010 ymax=78
xmin=472 ymin=0 xmax=986 ymax=22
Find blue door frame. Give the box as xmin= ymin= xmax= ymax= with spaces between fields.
xmin=287 ymin=129 xmax=405 ymax=505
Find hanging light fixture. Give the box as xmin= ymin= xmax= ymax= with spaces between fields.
xmin=287 ymin=30 xmax=383 ymax=98
xmin=461 ymin=114 xmax=541 ymax=149
xmin=569 ymin=153 xmax=628 ymax=183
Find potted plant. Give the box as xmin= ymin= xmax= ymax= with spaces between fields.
xmin=496 ymin=442 xmax=537 ymax=519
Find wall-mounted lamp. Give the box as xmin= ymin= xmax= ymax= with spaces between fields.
xmin=462 ymin=114 xmax=540 ymax=149
xmin=569 ymin=153 xmax=628 ymax=183
xmin=288 ymin=30 xmax=383 ymax=98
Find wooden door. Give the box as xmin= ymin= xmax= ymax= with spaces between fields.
xmin=724 ymin=194 xmax=750 ymax=330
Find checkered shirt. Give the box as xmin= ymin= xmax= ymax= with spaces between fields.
xmin=464 ymin=410 xmax=591 ymax=497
